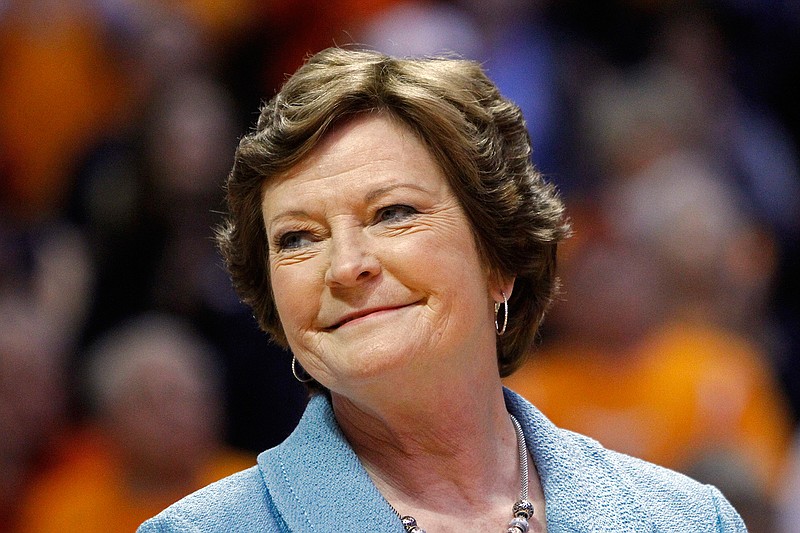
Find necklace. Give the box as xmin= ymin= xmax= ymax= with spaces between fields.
xmin=393 ymin=414 xmax=534 ymax=533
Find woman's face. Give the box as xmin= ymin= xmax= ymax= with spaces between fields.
xmin=261 ymin=114 xmax=501 ymax=396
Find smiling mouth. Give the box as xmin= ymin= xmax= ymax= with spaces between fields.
xmin=326 ymin=303 xmax=418 ymax=330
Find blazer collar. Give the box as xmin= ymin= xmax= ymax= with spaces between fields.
xmin=258 ymin=389 xmax=651 ymax=531
xmin=257 ymin=394 xmax=404 ymax=531
xmin=503 ymin=388 xmax=651 ymax=531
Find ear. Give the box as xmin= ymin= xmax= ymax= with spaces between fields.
xmin=490 ymin=274 xmax=516 ymax=303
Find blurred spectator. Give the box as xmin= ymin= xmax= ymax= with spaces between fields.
xmin=571 ymin=3 xmax=800 ymax=418
xmin=0 ymin=1 xmax=127 ymax=221
xmin=651 ymin=6 xmax=800 ymax=247
xmin=220 ymin=0 xmax=401 ymax=106
xmin=506 ymin=231 xmax=792 ymax=470
xmin=507 ymin=48 xmax=795 ymax=528
xmin=778 ymin=428 xmax=800 ymax=533
xmin=65 ymin=58 xmax=307 ymax=451
xmin=0 ymin=328 xmax=66 ymax=532
xmin=359 ymin=0 xmax=569 ymax=177
xmin=0 ymin=221 xmax=92 ymax=531
xmin=504 ymin=237 xmax=792 ymax=531
xmin=358 ymin=1 xmax=481 ymax=58
xmin=144 ymin=74 xmax=239 ymax=315
xmin=603 ymin=151 xmax=777 ymax=340
xmin=577 ymin=37 xmax=795 ymax=353
xmin=65 ymin=68 xmax=240 ymax=332
xmin=686 ymin=450 xmax=776 ymax=532
xmin=15 ymin=313 xmax=253 ymax=533
xmin=63 ymin=1 xmax=225 ymax=338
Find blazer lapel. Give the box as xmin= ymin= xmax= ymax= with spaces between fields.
xmin=259 ymin=389 xmax=657 ymax=531
xmin=257 ymin=395 xmax=404 ymax=532
xmin=504 ymin=388 xmax=653 ymax=532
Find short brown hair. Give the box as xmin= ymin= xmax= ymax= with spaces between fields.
xmin=217 ymin=47 xmax=570 ymax=382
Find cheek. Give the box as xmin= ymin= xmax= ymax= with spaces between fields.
xmin=270 ymin=263 xmax=320 ymax=335
xmin=408 ymin=228 xmax=485 ymax=285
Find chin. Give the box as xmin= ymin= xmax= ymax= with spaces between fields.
xmin=327 ymin=343 xmax=426 ymax=388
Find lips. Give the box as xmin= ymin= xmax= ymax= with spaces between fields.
xmin=325 ymin=303 xmax=417 ymax=330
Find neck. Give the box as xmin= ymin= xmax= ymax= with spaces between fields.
xmin=331 ymin=375 xmax=519 ymax=518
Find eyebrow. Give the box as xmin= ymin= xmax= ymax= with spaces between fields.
xmin=266 ymin=183 xmax=432 ymax=229
xmin=364 ymin=183 xmax=429 ymax=203
xmin=265 ymin=209 xmax=309 ymax=231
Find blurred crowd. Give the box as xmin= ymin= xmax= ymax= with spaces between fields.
xmin=1 ymin=0 xmax=798 ymax=531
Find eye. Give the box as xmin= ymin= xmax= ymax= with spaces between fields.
xmin=376 ymin=204 xmax=418 ymax=223
xmin=275 ymin=231 xmax=315 ymax=251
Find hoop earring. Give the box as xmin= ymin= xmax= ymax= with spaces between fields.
xmin=292 ymin=356 xmax=314 ymax=383
xmin=495 ymin=291 xmax=508 ymax=336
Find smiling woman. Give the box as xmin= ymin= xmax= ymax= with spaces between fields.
xmin=138 ymin=48 xmax=746 ymax=532
xmin=262 ymin=115 xmax=498 ymax=399
xmin=222 ymin=48 xmax=568 ymax=389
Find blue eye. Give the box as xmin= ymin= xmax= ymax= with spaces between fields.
xmin=377 ymin=205 xmax=418 ymax=223
xmin=277 ymin=231 xmax=314 ymax=250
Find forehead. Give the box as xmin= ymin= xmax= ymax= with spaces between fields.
xmin=262 ymin=113 xmax=448 ymax=201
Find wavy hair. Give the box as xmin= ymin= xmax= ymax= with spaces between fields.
xmin=217 ymin=48 xmax=570 ymax=386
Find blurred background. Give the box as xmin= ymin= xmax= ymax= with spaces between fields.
xmin=0 ymin=0 xmax=798 ymax=531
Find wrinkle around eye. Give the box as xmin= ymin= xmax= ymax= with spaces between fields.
xmin=270 ymin=247 xmax=320 ymax=266
xmin=375 ymin=204 xmax=465 ymax=238
xmin=376 ymin=224 xmax=427 ymax=238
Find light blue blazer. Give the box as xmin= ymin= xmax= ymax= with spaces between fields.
xmin=138 ymin=389 xmax=747 ymax=532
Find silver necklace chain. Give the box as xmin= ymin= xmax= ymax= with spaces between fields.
xmin=394 ymin=414 xmax=535 ymax=533
xmin=511 ymin=414 xmax=529 ymax=504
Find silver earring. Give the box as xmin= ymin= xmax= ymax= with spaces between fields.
xmin=495 ymin=291 xmax=508 ymax=336
xmin=292 ymin=356 xmax=314 ymax=383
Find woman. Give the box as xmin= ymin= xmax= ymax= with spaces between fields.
xmin=139 ymin=48 xmax=745 ymax=532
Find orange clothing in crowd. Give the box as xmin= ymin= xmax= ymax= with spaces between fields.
xmin=0 ymin=7 xmax=126 ymax=218
xmin=505 ymin=320 xmax=793 ymax=498
xmin=16 ymin=428 xmax=253 ymax=533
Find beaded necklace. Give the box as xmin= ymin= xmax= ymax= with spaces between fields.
xmin=391 ymin=414 xmax=535 ymax=533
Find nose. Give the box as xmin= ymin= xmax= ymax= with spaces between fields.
xmin=324 ymin=229 xmax=381 ymax=288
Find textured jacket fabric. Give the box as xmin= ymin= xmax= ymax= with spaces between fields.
xmin=138 ymin=388 xmax=747 ymax=532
